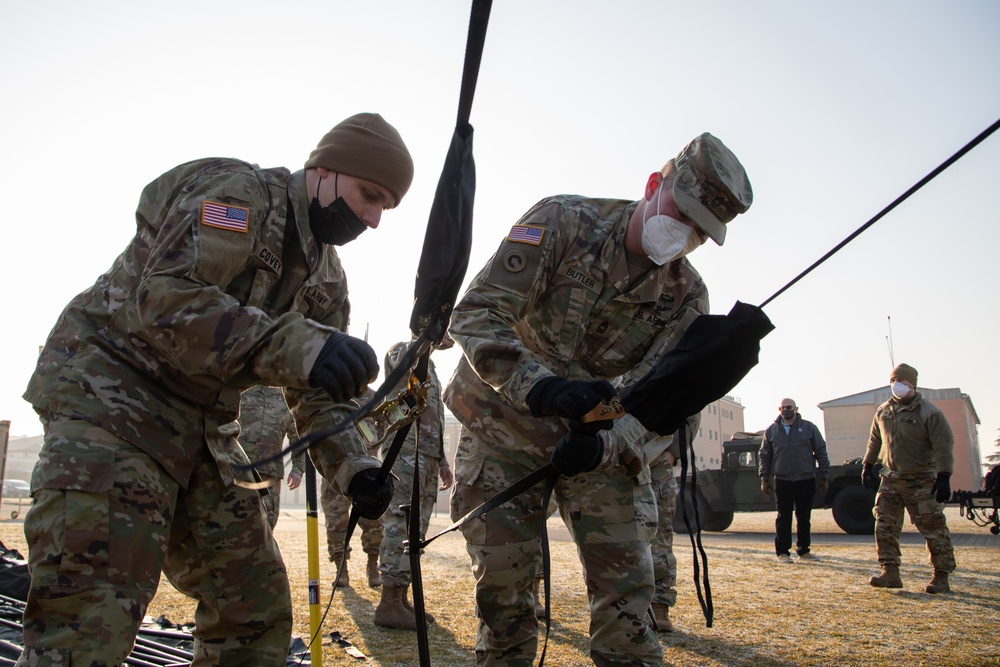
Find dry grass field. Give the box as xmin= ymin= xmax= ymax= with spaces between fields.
xmin=1 ymin=506 xmax=998 ymax=667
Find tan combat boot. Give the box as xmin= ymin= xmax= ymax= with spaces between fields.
xmin=334 ymin=565 xmax=350 ymax=588
xmin=531 ymin=579 xmax=545 ymax=619
xmin=925 ymin=569 xmax=950 ymax=594
xmin=650 ymin=603 xmax=673 ymax=632
xmin=367 ymin=553 xmax=381 ymax=588
xmin=374 ymin=585 xmax=419 ymax=630
xmin=401 ymin=585 xmax=435 ymax=624
xmin=869 ymin=564 xmax=903 ymax=589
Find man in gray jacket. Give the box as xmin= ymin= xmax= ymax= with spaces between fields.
xmin=759 ymin=399 xmax=830 ymax=562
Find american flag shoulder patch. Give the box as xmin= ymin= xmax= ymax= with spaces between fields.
xmin=200 ymin=201 xmax=250 ymax=233
xmin=506 ymin=224 xmax=545 ymax=245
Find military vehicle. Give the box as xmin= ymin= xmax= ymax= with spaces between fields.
xmin=673 ymin=431 xmax=877 ymax=535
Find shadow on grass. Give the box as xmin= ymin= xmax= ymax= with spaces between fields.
xmin=662 ymin=627 xmax=803 ymax=667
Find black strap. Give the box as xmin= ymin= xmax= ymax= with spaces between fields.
xmin=406 ymin=426 xmax=432 ymax=666
xmin=420 ymin=464 xmax=555 ymax=549
xmin=677 ymin=423 xmax=713 ymax=627
xmin=456 ymin=0 xmax=493 ymax=127
xmin=536 ymin=471 xmax=558 ymax=667
xmin=416 ymin=463 xmax=558 ymax=667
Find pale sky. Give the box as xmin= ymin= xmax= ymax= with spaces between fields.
xmin=2 ymin=1 xmax=999 ymax=467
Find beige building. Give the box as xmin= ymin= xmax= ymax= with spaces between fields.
xmin=818 ymin=387 xmax=982 ymax=493
xmin=688 ymin=395 xmax=747 ymax=469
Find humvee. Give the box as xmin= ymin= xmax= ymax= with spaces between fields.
xmin=673 ymin=431 xmax=877 ymax=535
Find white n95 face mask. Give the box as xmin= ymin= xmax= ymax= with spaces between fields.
xmin=641 ymin=214 xmax=700 ymax=265
xmin=640 ymin=179 xmax=701 ymax=265
xmin=890 ymin=381 xmax=913 ymax=400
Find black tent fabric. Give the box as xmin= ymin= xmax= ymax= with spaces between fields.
xmin=408 ymin=0 xmax=489 ymax=341
xmin=408 ymin=121 xmax=476 ymax=341
xmin=620 ymin=301 xmax=774 ymax=435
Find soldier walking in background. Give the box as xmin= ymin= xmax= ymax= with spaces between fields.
xmin=759 ymin=398 xmax=830 ymax=562
xmin=374 ymin=338 xmax=454 ymax=630
xmin=863 ymin=363 xmax=956 ymax=593
xmin=446 ymin=133 xmax=753 ymax=666
xmin=238 ymin=385 xmax=304 ymax=529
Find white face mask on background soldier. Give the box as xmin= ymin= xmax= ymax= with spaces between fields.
xmin=890 ymin=381 xmax=913 ymax=400
xmin=640 ymin=180 xmax=701 ymax=265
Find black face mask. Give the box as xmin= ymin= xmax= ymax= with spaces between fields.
xmin=780 ymin=409 xmax=795 ymax=420
xmin=309 ymin=195 xmax=367 ymax=246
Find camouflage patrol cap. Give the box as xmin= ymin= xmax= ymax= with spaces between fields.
xmin=672 ymin=132 xmax=753 ymax=246
xmin=305 ymin=113 xmax=414 ymax=208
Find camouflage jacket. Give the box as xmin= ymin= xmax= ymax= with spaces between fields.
xmin=444 ymin=194 xmax=708 ymax=474
xmin=238 ymin=385 xmax=300 ymax=480
xmin=383 ymin=342 xmax=446 ymax=461
xmin=24 ymin=158 xmax=378 ymax=492
xmin=864 ymin=393 xmax=954 ymax=477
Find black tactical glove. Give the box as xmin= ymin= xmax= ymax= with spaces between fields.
xmin=308 ymin=332 xmax=378 ymax=403
xmin=760 ymin=478 xmax=772 ymax=496
xmin=550 ymin=430 xmax=604 ymax=477
xmin=347 ymin=468 xmax=394 ymax=520
xmin=526 ymin=376 xmax=617 ymax=420
xmin=930 ymin=472 xmax=951 ymax=504
xmin=818 ymin=478 xmax=830 ymax=495
xmin=861 ymin=463 xmax=878 ymax=491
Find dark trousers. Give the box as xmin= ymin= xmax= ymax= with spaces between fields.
xmin=774 ymin=478 xmax=816 ymax=556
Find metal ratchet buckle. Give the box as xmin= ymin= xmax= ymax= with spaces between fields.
xmin=355 ymin=373 xmax=430 ymax=446
xmin=580 ymin=396 xmax=626 ymax=423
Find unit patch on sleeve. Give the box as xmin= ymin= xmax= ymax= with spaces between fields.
xmin=506 ymin=225 xmax=545 ymax=245
xmin=201 ymin=201 xmax=250 ymax=233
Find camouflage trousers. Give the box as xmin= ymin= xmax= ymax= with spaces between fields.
xmin=873 ymin=474 xmax=956 ymax=572
xmin=320 ymin=478 xmax=383 ymax=561
xmin=379 ymin=451 xmax=440 ymax=588
xmin=649 ymin=463 xmax=678 ymax=607
xmin=18 ymin=418 xmax=292 ymax=667
xmin=451 ymin=438 xmax=660 ymax=667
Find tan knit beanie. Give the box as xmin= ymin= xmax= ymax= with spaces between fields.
xmin=305 ymin=113 xmax=413 ymax=208
xmin=890 ymin=363 xmax=918 ymax=386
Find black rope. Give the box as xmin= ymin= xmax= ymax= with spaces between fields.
xmin=760 ymin=116 xmax=1000 ymax=309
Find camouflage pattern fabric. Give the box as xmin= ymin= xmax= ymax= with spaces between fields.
xmin=20 ymin=417 xmax=291 ymax=666
xmin=864 ymin=393 xmax=954 ymax=476
xmin=19 ymin=159 xmax=379 ymax=665
xmin=867 ymin=393 xmax=956 ymax=573
xmin=445 ymin=195 xmax=709 ymax=666
xmin=238 ymin=385 xmax=300 ymax=528
xmin=23 ymin=159 xmax=379 ymax=493
xmin=873 ymin=475 xmax=956 ymax=572
xmin=650 ymin=464 xmax=678 ymax=607
xmin=452 ymin=436 xmax=658 ymax=666
xmin=379 ymin=343 xmax=447 ymax=587
xmin=320 ymin=386 xmax=384 ymax=560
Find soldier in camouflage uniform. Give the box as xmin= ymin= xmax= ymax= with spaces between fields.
xmin=374 ymin=338 xmax=454 ymax=630
xmin=445 ymin=133 xmax=753 ymax=667
xmin=238 ymin=384 xmax=304 ymax=528
xmin=863 ymin=363 xmax=956 ymax=593
xmin=19 ymin=113 xmax=412 ymax=666
xmin=321 ymin=387 xmax=385 ymax=589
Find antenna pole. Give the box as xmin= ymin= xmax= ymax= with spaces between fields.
xmin=886 ymin=316 xmax=895 ymax=367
